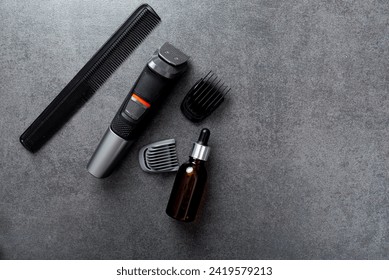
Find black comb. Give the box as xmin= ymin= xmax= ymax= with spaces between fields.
xmin=20 ymin=4 xmax=161 ymax=152
xmin=181 ymin=71 xmax=231 ymax=122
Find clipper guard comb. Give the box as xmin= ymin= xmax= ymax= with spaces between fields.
xmin=138 ymin=139 xmax=179 ymax=173
xmin=181 ymin=71 xmax=231 ymax=122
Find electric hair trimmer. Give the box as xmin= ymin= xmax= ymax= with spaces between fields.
xmin=87 ymin=42 xmax=189 ymax=178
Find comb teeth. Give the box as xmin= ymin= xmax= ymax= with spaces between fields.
xmin=86 ymin=7 xmax=161 ymax=93
xmin=181 ymin=71 xmax=231 ymax=122
xmin=19 ymin=5 xmax=160 ymax=152
xmin=139 ymin=139 xmax=179 ymax=173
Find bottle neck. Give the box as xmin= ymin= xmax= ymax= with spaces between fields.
xmin=189 ymin=156 xmax=205 ymax=165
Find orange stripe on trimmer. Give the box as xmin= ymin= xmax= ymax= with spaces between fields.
xmin=132 ymin=93 xmax=151 ymax=108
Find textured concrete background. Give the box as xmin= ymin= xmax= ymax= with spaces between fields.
xmin=0 ymin=0 xmax=388 ymax=259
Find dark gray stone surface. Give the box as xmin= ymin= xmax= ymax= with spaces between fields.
xmin=0 ymin=0 xmax=388 ymax=259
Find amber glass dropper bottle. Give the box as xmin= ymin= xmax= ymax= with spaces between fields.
xmin=166 ymin=128 xmax=211 ymax=222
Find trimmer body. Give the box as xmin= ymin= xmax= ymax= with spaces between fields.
xmin=87 ymin=42 xmax=189 ymax=178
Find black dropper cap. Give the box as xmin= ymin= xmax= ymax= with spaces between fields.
xmin=197 ymin=128 xmax=210 ymax=145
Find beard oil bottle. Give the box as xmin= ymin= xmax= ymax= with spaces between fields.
xmin=166 ymin=128 xmax=211 ymax=222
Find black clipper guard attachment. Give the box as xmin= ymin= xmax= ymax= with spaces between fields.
xmin=180 ymin=71 xmax=231 ymax=122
